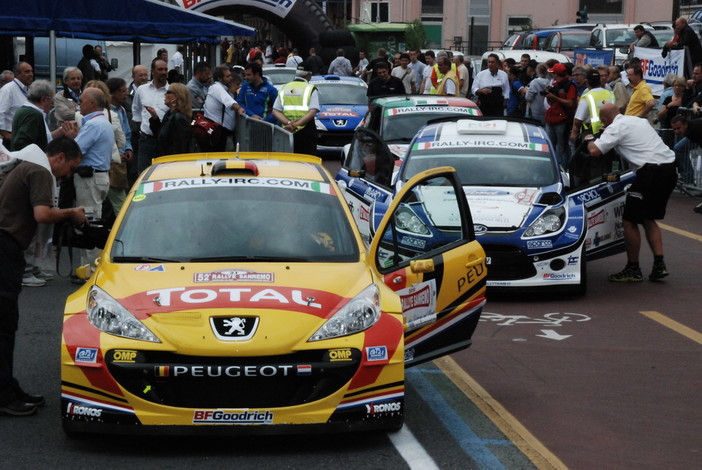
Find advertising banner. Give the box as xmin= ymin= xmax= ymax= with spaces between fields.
xmin=633 ymin=47 xmax=684 ymax=96
xmin=573 ymin=49 xmax=614 ymax=67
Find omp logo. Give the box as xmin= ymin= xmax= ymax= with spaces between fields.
xmin=75 ymin=348 xmax=98 ymax=364
xmin=66 ymin=403 xmax=102 ymax=417
xmin=365 ymin=401 xmax=402 ymax=414
xmin=328 ymin=349 xmax=353 ymax=361
xmin=193 ymin=410 xmax=274 ymax=424
xmin=112 ymin=350 xmax=138 ymax=363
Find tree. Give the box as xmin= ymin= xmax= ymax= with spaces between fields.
xmin=405 ymin=20 xmax=426 ymax=51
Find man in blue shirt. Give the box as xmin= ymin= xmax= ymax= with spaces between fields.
xmin=238 ymin=62 xmax=278 ymax=123
xmin=74 ymin=87 xmax=115 ymax=269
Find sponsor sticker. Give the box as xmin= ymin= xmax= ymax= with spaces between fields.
xmin=66 ymin=402 xmax=102 ymax=417
xmin=111 ymin=350 xmax=139 ymax=363
xmin=75 ymin=347 xmax=98 ymax=364
xmin=527 ymin=239 xmax=553 ymax=249
xmin=366 ymin=401 xmax=402 ymax=414
xmin=397 ymin=280 xmax=437 ymax=330
xmin=194 ymin=269 xmax=274 ymax=283
xmin=543 ymin=273 xmax=577 ymax=280
xmin=327 ymin=349 xmax=353 ymax=361
xmin=192 ymin=409 xmax=274 ymax=424
xmin=138 ymin=177 xmax=336 ymax=196
xmin=366 ymin=346 xmax=389 ymax=362
xmin=134 ymin=264 xmax=165 ymax=272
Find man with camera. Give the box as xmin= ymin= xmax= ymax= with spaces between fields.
xmin=0 ymin=137 xmax=88 ymax=416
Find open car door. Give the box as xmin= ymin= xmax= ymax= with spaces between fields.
xmin=567 ymin=147 xmax=637 ymax=260
xmin=338 ymin=127 xmax=397 ymax=244
xmin=369 ymin=166 xmax=487 ymax=367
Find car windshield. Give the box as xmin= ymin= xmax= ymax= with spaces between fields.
xmin=263 ymin=69 xmax=296 ymax=85
xmin=112 ymin=180 xmax=359 ymax=263
xmin=402 ymin=147 xmax=559 ymax=187
xmin=381 ymin=108 xmax=478 ymax=142
xmin=316 ymin=83 xmax=367 ymax=105
xmin=560 ymin=33 xmax=591 ymax=49
xmin=605 ymin=29 xmax=637 ymax=46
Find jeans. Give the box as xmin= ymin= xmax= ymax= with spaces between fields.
xmin=546 ymin=122 xmax=569 ymax=170
xmin=674 ymin=137 xmax=694 ymax=184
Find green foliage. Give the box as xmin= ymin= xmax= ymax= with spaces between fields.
xmin=405 ymin=20 xmax=426 ymax=50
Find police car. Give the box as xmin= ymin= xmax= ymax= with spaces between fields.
xmin=61 ymin=152 xmax=487 ymax=435
xmin=310 ymin=75 xmax=368 ymax=157
xmin=336 ymin=117 xmax=636 ymax=294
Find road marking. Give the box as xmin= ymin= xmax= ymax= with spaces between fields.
xmin=433 ymin=356 xmax=568 ymax=470
xmin=407 ymin=368 xmax=510 ymax=469
xmin=388 ymin=424 xmax=440 ymax=470
xmin=639 ymin=311 xmax=702 ymax=345
xmin=536 ymin=329 xmax=572 ymax=341
xmin=659 ymin=223 xmax=702 ymax=243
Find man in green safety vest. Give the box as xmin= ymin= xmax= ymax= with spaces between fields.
xmin=570 ymin=69 xmax=615 ymax=144
xmin=272 ymin=66 xmax=320 ymax=156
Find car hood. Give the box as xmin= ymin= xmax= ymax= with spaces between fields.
xmin=463 ymin=187 xmax=541 ymax=229
xmin=85 ymin=262 xmax=376 ymax=350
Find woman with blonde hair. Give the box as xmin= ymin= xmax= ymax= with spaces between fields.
xmin=146 ymin=82 xmax=193 ymax=157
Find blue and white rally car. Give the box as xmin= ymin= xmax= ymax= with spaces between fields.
xmin=336 ymin=117 xmax=636 ymax=294
xmin=310 ymin=75 xmax=368 ymax=157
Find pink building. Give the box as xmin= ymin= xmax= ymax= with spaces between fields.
xmin=348 ymin=0 xmax=675 ymax=53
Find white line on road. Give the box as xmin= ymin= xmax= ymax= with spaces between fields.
xmin=388 ymin=425 xmax=440 ymax=470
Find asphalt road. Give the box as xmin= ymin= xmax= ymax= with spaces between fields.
xmin=4 ymin=157 xmax=701 ymax=469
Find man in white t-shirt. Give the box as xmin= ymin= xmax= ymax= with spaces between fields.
xmin=203 ymin=64 xmax=246 ymax=152
xmin=420 ymin=51 xmax=436 ymax=94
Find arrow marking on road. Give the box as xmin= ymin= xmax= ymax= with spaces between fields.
xmin=536 ymin=329 xmax=571 ymax=341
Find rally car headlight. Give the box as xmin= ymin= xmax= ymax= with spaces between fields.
xmin=308 ymin=285 xmax=380 ymax=341
xmin=524 ymin=207 xmax=565 ymax=237
xmin=87 ymin=286 xmax=161 ymax=342
xmin=395 ymin=206 xmax=431 ymax=236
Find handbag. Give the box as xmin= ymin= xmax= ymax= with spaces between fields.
xmin=191 ymin=112 xmax=223 ymax=147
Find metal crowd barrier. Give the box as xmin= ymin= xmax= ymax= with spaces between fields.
xmin=673 ymin=107 xmax=702 ymax=197
xmin=235 ymin=114 xmax=293 ymax=153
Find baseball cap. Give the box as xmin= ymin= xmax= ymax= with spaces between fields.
xmin=548 ymin=63 xmax=567 ymax=75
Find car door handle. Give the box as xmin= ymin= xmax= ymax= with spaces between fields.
xmin=465 ymin=257 xmax=484 ymax=268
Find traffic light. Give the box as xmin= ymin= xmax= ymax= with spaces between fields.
xmin=576 ymin=6 xmax=588 ymax=23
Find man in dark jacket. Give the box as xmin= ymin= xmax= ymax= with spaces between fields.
xmin=664 ymin=17 xmax=702 ymax=76
xmin=366 ymin=62 xmax=405 ymax=99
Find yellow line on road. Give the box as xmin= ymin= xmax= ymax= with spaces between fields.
xmin=658 ymin=223 xmax=702 ymax=243
xmin=433 ymin=356 xmax=568 ymax=470
xmin=639 ymin=311 xmax=702 ymax=345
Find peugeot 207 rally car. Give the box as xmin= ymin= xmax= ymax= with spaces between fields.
xmin=310 ymin=75 xmax=368 ymax=157
xmin=336 ymin=117 xmax=636 ymax=295
xmin=61 ymin=152 xmax=487 ymax=435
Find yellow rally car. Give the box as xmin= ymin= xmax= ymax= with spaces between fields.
xmin=61 ymin=152 xmax=487 ymax=435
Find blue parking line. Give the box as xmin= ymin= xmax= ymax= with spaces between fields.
xmin=406 ymin=367 xmax=510 ymax=470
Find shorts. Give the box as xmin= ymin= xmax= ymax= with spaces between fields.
xmin=622 ymin=162 xmax=677 ymax=224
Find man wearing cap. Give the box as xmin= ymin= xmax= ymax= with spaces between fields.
xmin=471 ymin=53 xmax=509 ymax=116
xmin=570 ymin=69 xmax=615 ymax=143
xmin=271 ymin=66 xmax=320 ymax=156
xmin=544 ymin=62 xmax=577 ymax=169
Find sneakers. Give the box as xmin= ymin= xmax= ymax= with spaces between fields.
xmin=649 ymin=262 xmax=669 ymax=281
xmin=32 ymin=267 xmax=54 ymax=281
xmin=608 ymin=265 xmax=643 ymax=283
xmin=21 ymin=274 xmax=46 ymax=287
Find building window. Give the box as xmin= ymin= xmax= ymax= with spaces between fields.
xmin=368 ymin=2 xmax=389 ymax=22
xmin=422 ymin=0 xmax=443 ymax=15
xmin=581 ymin=0 xmax=622 ymax=15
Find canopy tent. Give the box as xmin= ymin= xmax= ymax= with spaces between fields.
xmin=1 ymin=0 xmax=255 ymax=86
xmin=0 ymin=0 xmax=255 ymax=43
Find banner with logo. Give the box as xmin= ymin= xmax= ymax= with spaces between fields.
xmin=176 ymin=0 xmax=296 ymax=18
xmin=573 ymin=49 xmax=614 ymax=67
xmin=633 ymin=47 xmax=684 ymax=96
